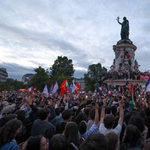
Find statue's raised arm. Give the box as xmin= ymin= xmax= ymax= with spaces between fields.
xmin=117 ymin=16 xmax=129 ymax=40
xmin=116 ymin=16 xmax=122 ymax=25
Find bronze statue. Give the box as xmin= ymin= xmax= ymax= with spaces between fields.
xmin=117 ymin=16 xmax=129 ymax=40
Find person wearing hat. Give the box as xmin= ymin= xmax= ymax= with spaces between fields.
xmin=129 ymin=101 xmax=134 ymax=108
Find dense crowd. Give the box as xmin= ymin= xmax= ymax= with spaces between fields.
xmin=99 ymin=71 xmax=150 ymax=81
xmin=0 ymin=87 xmax=150 ymax=150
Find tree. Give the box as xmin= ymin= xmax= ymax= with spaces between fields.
xmin=28 ymin=66 xmax=50 ymax=92
xmin=0 ymin=78 xmax=27 ymax=91
xmin=84 ymin=63 xmax=107 ymax=91
xmin=50 ymin=56 xmax=75 ymax=84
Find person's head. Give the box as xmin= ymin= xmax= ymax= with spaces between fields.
xmin=75 ymin=112 xmax=88 ymax=125
xmin=0 ymin=119 xmax=22 ymax=146
xmin=49 ymin=134 xmax=67 ymax=150
xmin=79 ymin=133 xmax=107 ymax=150
xmin=145 ymin=107 xmax=150 ymax=117
xmin=14 ymin=110 xmax=26 ymax=122
xmin=123 ymin=17 xmax=127 ymax=21
xmin=0 ymin=114 xmax=17 ymax=127
xmin=78 ymin=121 xmax=87 ymax=135
xmin=0 ymin=107 xmax=3 ymax=114
xmin=38 ymin=108 xmax=50 ymax=121
xmin=124 ymin=112 xmax=132 ymax=125
xmin=104 ymin=114 xmax=115 ymax=129
xmin=55 ymin=108 xmax=60 ymax=116
xmin=129 ymin=101 xmax=134 ymax=108
xmin=144 ymin=139 xmax=150 ymax=150
xmin=90 ymin=108 xmax=101 ymax=121
xmin=123 ymin=124 xmax=141 ymax=146
xmin=138 ymin=110 xmax=145 ymax=119
xmin=84 ymin=107 xmax=91 ymax=118
xmin=111 ymin=106 xmax=117 ymax=116
xmin=26 ymin=135 xmax=48 ymax=150
xmin=62 ymin=109 xmax=73 ymax=122
xmin=128 ymin=115 xmax=145 ymax=133
xmin=105 ymin=132 xmax=118 ymax=150
xmin=111 ymin=96 xmax=115 ymax=101
xmin=64 ymin=122 xmax=79 ymax=147
xmin=60 ymin=106 xmax=65 ymax=113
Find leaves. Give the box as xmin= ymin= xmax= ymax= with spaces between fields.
xmin=84 ymin=63 xmax=107 ymax=91
xmin=28 ymin=66 xmax=50 ymax=92
xmin=50 ymin=56 xmax=74 ymax=87
xmin=0 ymin=78 xmax=27 ymax=91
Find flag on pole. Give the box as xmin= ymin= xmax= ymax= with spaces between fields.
xmin=122 ymin=86 xmax=124 ymax=94
xmin=29 ymin=86 xmax=33 ymax=92
xmin=52 ymin=82 xmax=58 ymax=95
xmin=69 ymin=83 xmax=72 ymax=94
xmin=50 ymin=83 xmax=53 ymax=93
xmin=66 ymin=80 xmax=69 ymax=90
xmin=60 ymin=80 xmax=67 ymax=94
xmin=130 ymin=84 xmax=133 ymax=94
xmin=98 ymin=87 xmax=103 ymax=91
xmin=66 ymin=80 xmax=70 ymax=93
xmin=145 ymin=77 xmax=150 ymax=92
xmin=107 ymin=89 xmax=112 ymax=96
xmin=75 ymin=83 xmax=81 ymax=94
xmin=43 ymin=85 xmax=49 ymax=98
xmin=72 ymin=80 xmax=76 ymax=93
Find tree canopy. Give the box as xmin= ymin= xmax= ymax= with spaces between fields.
xmin=0 ymin=78 xmax=26 ymax=91
xmin=84 ymin=63 xmax=107 ymax=91
xmin=50 ymin=56 xmax=74 ymax=84
xmin=28 ymin=66 xmax=50 ymax=92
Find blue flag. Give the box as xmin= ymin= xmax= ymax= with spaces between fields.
xmin=52 ymin=82 xmax=58 ymax=95
xmin=145 ymin=77 xmax=150 ymax=92
xmin=43 ymin=85 xmax=49 ymax=98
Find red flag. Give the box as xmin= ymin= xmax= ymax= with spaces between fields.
xmin=60 ymin=80 xmax=67 ymax=94
xmin=130 ymin=85 xmax=133 ymax=94
xmin=122 ymin=86 xmax=124 ymax=93
xmin=75 ymin=83 xmax=81 ymax=94
xmin=126 ymin=53 xmax=130 ymax=59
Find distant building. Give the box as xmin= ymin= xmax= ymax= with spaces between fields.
xmin=22 ymin=74 xmax=34 ymax=84
xmin=74 ymin=78 xmax=85 ymax=91
xmin=0 ymin=67 xmax=8 ymax=82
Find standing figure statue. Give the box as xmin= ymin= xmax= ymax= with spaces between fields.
xmin=117 ymin=16 xmax=129 ymax=40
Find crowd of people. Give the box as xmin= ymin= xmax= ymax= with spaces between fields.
xmin=0 ymin=86 xmax=150 ymax=150
xmin=99 ymin=71 xmax=150 ymax=81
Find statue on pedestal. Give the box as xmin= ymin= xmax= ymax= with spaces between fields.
xmin=117 ymin=16 xmax=129 ymax=40
xmin=116 ymin=16 xmax=132 ymax=45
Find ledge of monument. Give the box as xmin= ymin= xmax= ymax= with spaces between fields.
xmin=117 ymin=39 xmax=133 ymax=45
xmin=104 ymin=79 xmax=147 ymax=85
xmin=104 ymin=79 xmax=147 ymax=83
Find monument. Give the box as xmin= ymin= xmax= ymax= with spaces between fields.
xmin=104 ymin=17 xmax=146 ymax=86
xmin=110 ymin=16 xmax=140 ymax=73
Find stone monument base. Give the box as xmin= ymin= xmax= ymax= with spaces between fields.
xmin=104 ymin=79 xmax=146 ymax=86
xmin=110 ymin=43 xmax=140 ymax=72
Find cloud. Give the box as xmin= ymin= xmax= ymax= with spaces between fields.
xmin=0 ymin=62 xmax=34 ymax=80
xmin=0 ymin=0 xmax=150 ymax=80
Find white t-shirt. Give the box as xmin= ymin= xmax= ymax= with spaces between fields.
xmin=99 ymin=123 xmax=122 ymax=136
xmin=99 ymin=123 xmax=122 ymax=150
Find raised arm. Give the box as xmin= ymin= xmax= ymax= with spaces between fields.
xmin=144 ymin=98 xmax=148 ymax=108
xmin=117 ymin=16 xmax=122 ymax=25
xmin=100 ymin=98 xmax=107 ymax=124
xmin=118 ymin=97 xmax=124 ymax=126
xmin=94 ymin=103 xmax=99 ymax=126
